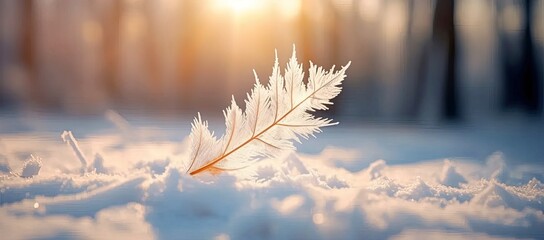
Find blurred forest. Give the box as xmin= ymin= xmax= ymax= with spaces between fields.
xmin=0 ymin=0 xmax=543 ymax=123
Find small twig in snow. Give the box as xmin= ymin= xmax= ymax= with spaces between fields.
xmin=61 ymin=130 xmax=87 ymax=174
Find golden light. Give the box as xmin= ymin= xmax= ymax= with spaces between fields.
xmin=214 ymin=0 xmax=265 ymax=14
xmin=277 ymin=0 xmax=301 ymax=20
xmin=333 ymin=0 xmax=353 ymax=12
xmin=121 ymin=11 xmax=146 ymax=40
xmin=82 ymin=20 xmax=103 ymax=45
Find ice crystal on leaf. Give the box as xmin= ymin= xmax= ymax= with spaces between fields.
xmin=186 ymin=46 xmax=350 ymax=176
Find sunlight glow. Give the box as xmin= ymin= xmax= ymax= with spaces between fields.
xmin=277 ymin=0 xmax=301 ymax=20
xmin=214 ymin=0 xmax=265 ymax=14
xmin=333 ymin=0 xmax=353 ymax=13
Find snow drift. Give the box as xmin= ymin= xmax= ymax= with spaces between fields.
xmin=1 ymin=126 xmax=543 ymax=240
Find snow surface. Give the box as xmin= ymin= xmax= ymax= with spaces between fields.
xmin=0 ymin=114 xmax=543 ymax=239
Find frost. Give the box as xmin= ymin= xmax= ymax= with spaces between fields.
xmin=20 ymin=155 xmax=42 ymax=178
xmin=185 ymin=47 xmax=350 ymax=175
xmin=0 ymin=156 xmax=11 ymax=174
xmin=281 ymin=152 xmax=309 ymax=175
xmin=367 ymin=159 xmax=387 ymax=180
xmin=396 ymin=177 xmax=435 ymax=200
xmin=439 ymin=159 xmax=467 ymax=187
xmin=61 ymin=130 xmax=88 ymax=174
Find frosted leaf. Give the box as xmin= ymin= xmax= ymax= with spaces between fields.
xmin=185 ymin=46 xmax=350 ymax=176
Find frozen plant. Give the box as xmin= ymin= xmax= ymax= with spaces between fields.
xmin=62 ymin=130 xmax=88 ymax=174
xmin=185 ymin=46 xmax=350 ymax=176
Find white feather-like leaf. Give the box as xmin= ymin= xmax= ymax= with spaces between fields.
xmin=186 ymin=46 xmax=350 ymax=175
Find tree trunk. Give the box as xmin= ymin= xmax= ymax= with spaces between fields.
xmin=433 ymin=0 xmax=459 ymax=120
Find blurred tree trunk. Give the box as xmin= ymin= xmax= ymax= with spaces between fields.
xmin=318 ymin=0 xmax=340 ymax=117
xmin=402 ymin=0 xmax=429 ymax=120
xmin=433 ymin=0 xmax=459 ymax=120
xmin=520 ymin=0 xmax=541 ymax=114
xmin=143 ymin=1 xmax=160 ymax=108
xmin=501 ymin=0 xmax=542 ymax=115
xmin=21 ymin=0 xmax=40 ymax=107
xmin=177 ymin=0 xmax=200 ymax=111
xmin=100 ymin=1 xmax=121 ymax=104
xmin=297 ymin=0 xmax=318 ymax=66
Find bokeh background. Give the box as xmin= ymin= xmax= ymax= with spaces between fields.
xmin=1 ymin=0 xmax=543 ymax=124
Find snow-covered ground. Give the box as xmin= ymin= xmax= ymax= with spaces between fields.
xmin=0 ymin=113 xmax=543 ymax=239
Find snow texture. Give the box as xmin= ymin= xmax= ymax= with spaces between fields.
xmin=20 ymin=155 xmax=42 ymax=178
xmin=439 ymin=159 xmax=467 ymax=187
xmin=1 ymin=123 xmax=543 ymax=239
